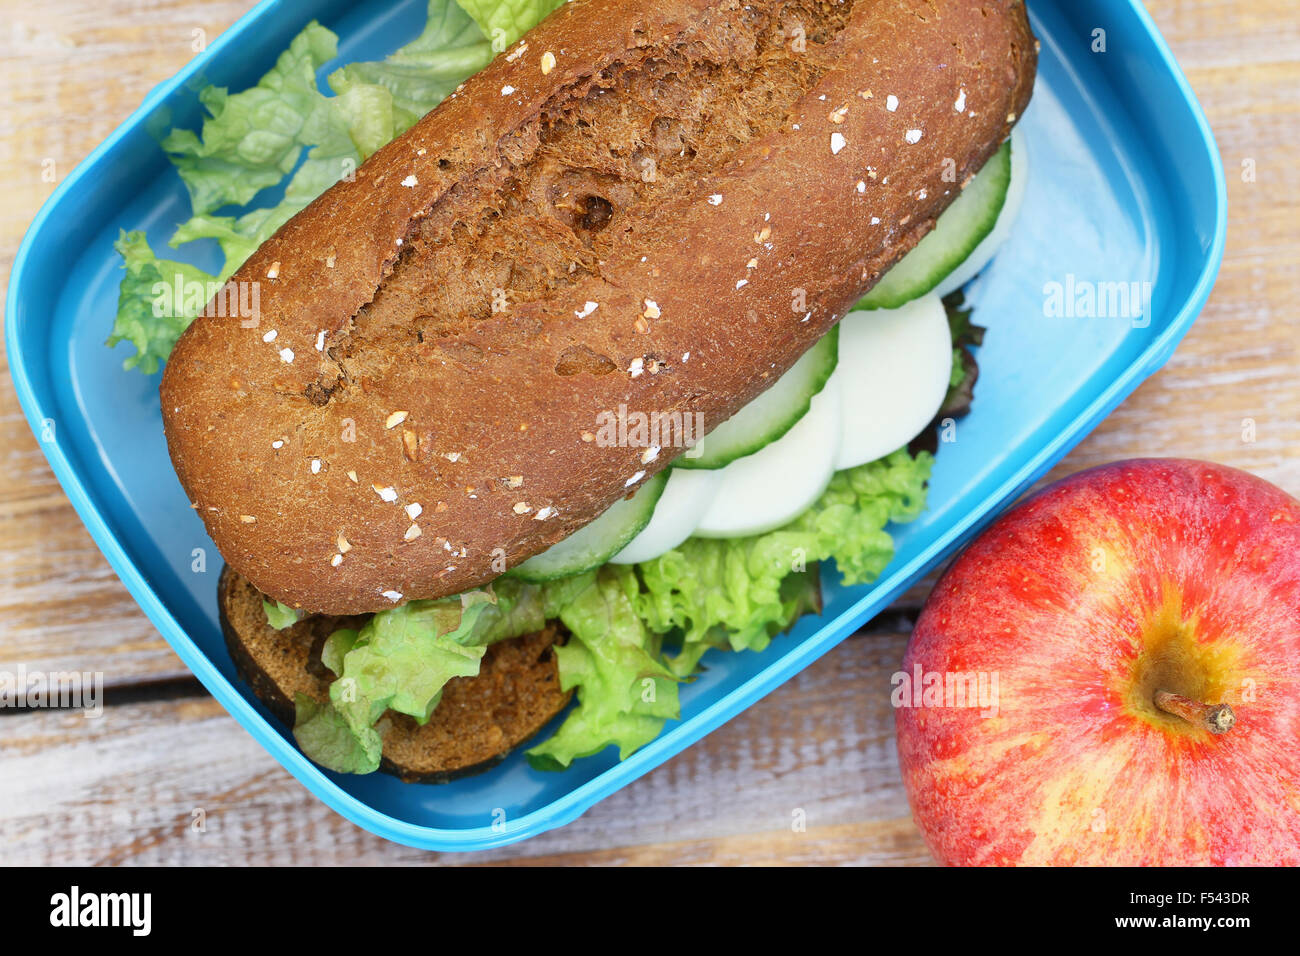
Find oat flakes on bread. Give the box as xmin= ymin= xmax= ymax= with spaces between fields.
xmin=162 ymin=0 xmax=1036 ymax=615
xmin=218 ymin=566 xmax=572 ymax=782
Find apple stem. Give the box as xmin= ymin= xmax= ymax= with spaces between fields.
xmin=1154 ymin=690 xmax=1236 ymax=735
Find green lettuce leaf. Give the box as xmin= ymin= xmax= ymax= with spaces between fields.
xmin=320 ymin=595 xmax=498 ymax=767
xmin=292 ymin=576 xmax=587 ymax=771
xmin=320 ymin=628 xmax=360 ymax=677
xmin=636 ymin=449 xmax=931 ymax=676
xmin=526 ymin=567 xmax=680 ymax=770
xmin=166 ymin=80 xmax=401 ymax=274
xmin=454 ymin=0 xmax=565 ymax=50
xmin=111 ymin=1 xmax=518 ymax=373
xmin=161 ymin=22 xmax=340 ymax=217
xmin=328 ymin=2 xmax=495 ymax=135
xmin=291 ymin=449 xmax=933 ymax=774
xmin=107 ymin=231 xmax=220 ymax=375
xmin=292 ymin=692 xmax=381 ymax=774
xmin=262 ymin=598 xmax=301 ymax=630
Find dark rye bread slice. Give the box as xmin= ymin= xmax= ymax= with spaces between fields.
xmin=218 ymin=566 xmax=571 ymax=782
xmin=163 ymin=0 xmax=1037 ymax=615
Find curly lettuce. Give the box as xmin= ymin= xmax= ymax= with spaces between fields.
xmin=455 ymin=0 xmax=565 ymax=49
xmin=107 ymin=231 xmax=219 ymax=374
xmin=108 ymin=1 xmax=510 ymax=373
xmin=160 ymin=22 xmax=341 ymax=217
xmin=327 ymin=1 xmax=496 ymax=135
xmin=525 ymin=568 xmax=682 ymax=770
xmin=262 ymin=597 xmax=301 ymax=630
xmin=635 ymin=448 xmax=931 ymax=678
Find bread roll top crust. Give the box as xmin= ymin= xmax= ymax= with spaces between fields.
xmin=162 ymin=0 xmax=1036 ymax=614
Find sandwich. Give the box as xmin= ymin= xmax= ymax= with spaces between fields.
xmin=118 ymin=0 xmax=1037 ymax=777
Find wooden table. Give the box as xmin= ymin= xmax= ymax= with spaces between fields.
xmin=0 ymin=1 xmax=1295 ymax=866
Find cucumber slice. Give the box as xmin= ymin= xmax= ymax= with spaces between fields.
xmin=693 ymin=377 xmax=842 ymax=538
xmin=509 ymin=472 xmax=668 ymax=582
xmin=831 ymin=295 xmax=952 ymax=470
xmin=607 ymin=467 xmax=722 ymax=564
xmin=855 ymin=138 xmax=1012 ymax=310
xmin=675 ymin=327 xmax=839 ymax=470
xmin=933 ymin=125 xmax=1028 ymax=299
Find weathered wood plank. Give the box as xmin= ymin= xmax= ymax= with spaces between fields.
xmin=0 ymin=629 xmax=932 ymax=865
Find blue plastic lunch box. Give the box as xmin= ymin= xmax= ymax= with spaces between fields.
xmin=5 ymin=0 xmax=1226 ymax=851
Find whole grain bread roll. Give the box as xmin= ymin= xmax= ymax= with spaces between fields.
xmin=163 ymin=0 xmax=1036 ymax=614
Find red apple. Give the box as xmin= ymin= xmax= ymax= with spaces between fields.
xmin=896 ymin=458 xmax=1300 ymax=865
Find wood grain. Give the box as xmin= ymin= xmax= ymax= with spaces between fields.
xmin=0 ymin=0 xmax=1296 ymax=865
xmin=0 ymin=629 xmax=930 ymax=865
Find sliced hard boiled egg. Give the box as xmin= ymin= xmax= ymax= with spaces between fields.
xmin=831 ymin=293 xmax=952 ymax=470
xmin=692 ymin=376 xmax=842 ymax=538
xmin=608 ymin=467 xmax=723 ymax=564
